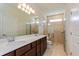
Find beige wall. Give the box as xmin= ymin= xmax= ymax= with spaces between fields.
xmin=45 ymin=13 xmax=64 ymax=42
xmin=47 ymin=13 xmax=64 ymax=33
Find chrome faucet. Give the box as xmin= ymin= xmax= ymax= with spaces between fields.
xmin=1 ymin=34 xmax=7 ymax=39
xmin=2 ymin=34 xmax=15 ymax=42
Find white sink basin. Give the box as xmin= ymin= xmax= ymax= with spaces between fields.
xmin=0 ymin=42 xmax=8 ymax=48
xmin=14 ymin=36 xmax=33 ymax=42
xmin=15 ymin=39 xmax=27 ymax=41
xmin=0 ymin=38 xmax=7 ymax=42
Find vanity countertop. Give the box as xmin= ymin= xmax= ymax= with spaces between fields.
xmin=0 ymin=34 xmax=46 ymax=56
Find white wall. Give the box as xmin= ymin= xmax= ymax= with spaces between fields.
xmin=0 ymin=12 xmax=18 ymax=37
xmin=64 ymin=8 xmax=72 ymax=55
xmin=38 ymin=16 xmax=46 ymax=34
xmin=38 ymin=8 xmax=65 ymax=35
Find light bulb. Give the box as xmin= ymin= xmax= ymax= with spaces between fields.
xmin=17 ymin=4 xmax=35 ymax=15
xmin=26 ymin=5 xmax=30 ymax=9
xmin=17 ymin=5 xmax=21 ymax=9
xmin=29 ymin=8 xmax=32 ymax=11
xmin=22 ymin=8 xmax=25 ymax=11
xmin=25 ymin=10 xmax=28 ymax=13
xmin=25 ymin=10 xmax=30 ymax=14
xmin=27 ymin=11 xmax=31 ymax=14
xmin=32 ymin=10 xmax=35 ymax=14
xmin=22 ymin=3 xmax=26 ymax=7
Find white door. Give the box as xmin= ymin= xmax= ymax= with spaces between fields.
xmin=70 ymin=9 xmax=79 ymax=55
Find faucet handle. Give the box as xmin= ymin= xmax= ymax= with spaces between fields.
xmin=7 ymin=36 xmax=15 ymax=42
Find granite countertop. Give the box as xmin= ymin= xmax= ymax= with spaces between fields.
xmin=0 ymin=34 xmax=46 ymax=56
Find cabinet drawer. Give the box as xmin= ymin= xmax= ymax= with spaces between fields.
xmin=32 ymin=41 xmax=37 ymax=48
xmin=25 ymin=47 xmax=36 ymax=56
xmin=16 ymin=44 xmax=31 ymax=56
xmin=4 ymin=51 xmax=15 ymax=56
xmin=37 ymin=39 xmax=41 ymax=45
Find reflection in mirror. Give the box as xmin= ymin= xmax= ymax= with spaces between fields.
xmin=26 ymin=17 xmax=39 ymax=34
xmin=0 ymin=3 xmax=39 ymax=38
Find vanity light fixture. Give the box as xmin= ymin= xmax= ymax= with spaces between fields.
xmin=49 ymin=19 xmax=62 ymax=22
xmin=17 ymin=3 xmax=35 ymax=15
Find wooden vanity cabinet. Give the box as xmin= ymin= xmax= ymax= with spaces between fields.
xmin=31 ymin=41 xmax=37 ymax=48
xmin=37 ymin=44 xmax=41 ymax=56
xmin=3 ymin=51 xmax=15 ymax=56
xmin=37 ymin=39 xmax=41 ymax=56
xmin=43 ymin=37 xmax=47 ymax=52
xmin=24 ymin=47 xmax=36 ymax=56
xmin=3 ymin=36 xmax=47 ymax=56
xmin=25 ymin=41 xmax=37 ymax=56
xmin=41 ymin=37 xmax=47 ymax=55
xmin=16 ymin=44 xmax=31 ymax=56
xmin=37 ymin=39 xmax=41 ymax=45
xmin=41 ymin=41 xmax=44 ymax=55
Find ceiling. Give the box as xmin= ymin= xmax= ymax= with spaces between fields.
xmin=1 ymin=3 xmax=66 ymax=15
xmin=0 ymin=3 xmax=69 ymax=19
xmin=26 ymin=3 xmax=66 ymax=15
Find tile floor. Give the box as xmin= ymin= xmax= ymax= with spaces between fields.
xmin=43 ymin=44 xmax=66 ymax=56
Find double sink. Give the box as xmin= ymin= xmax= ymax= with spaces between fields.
xmin=0 ymin=34 xmax=44 ymax=56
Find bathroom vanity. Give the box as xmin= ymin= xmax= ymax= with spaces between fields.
xmin=0 ymin=35 xmax=47 ymax=56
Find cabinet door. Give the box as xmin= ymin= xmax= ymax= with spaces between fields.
xmin=70 ymin=10 xmax=79 ymax=55
xmin=41 ymin=37 xmax=47 ymax=55
xmin=31 ymin=41 xmax=37 ymax=48
xmin=70 ymin=10 xmax=79 ymax=35
xmin=25 ymin=47 xmax=36 ymax=56
xmin=16 ymin=44 xmax=31 ymax=56
xmin=43 ymin=37 xmax=47 ymax=51
xmin=41 ymin=39 xmax=44 ymax=55
xmin=37 ymin=39 xmax=41 ymax=45
xmin=37 ymin=44 xmax=41 ymax=56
